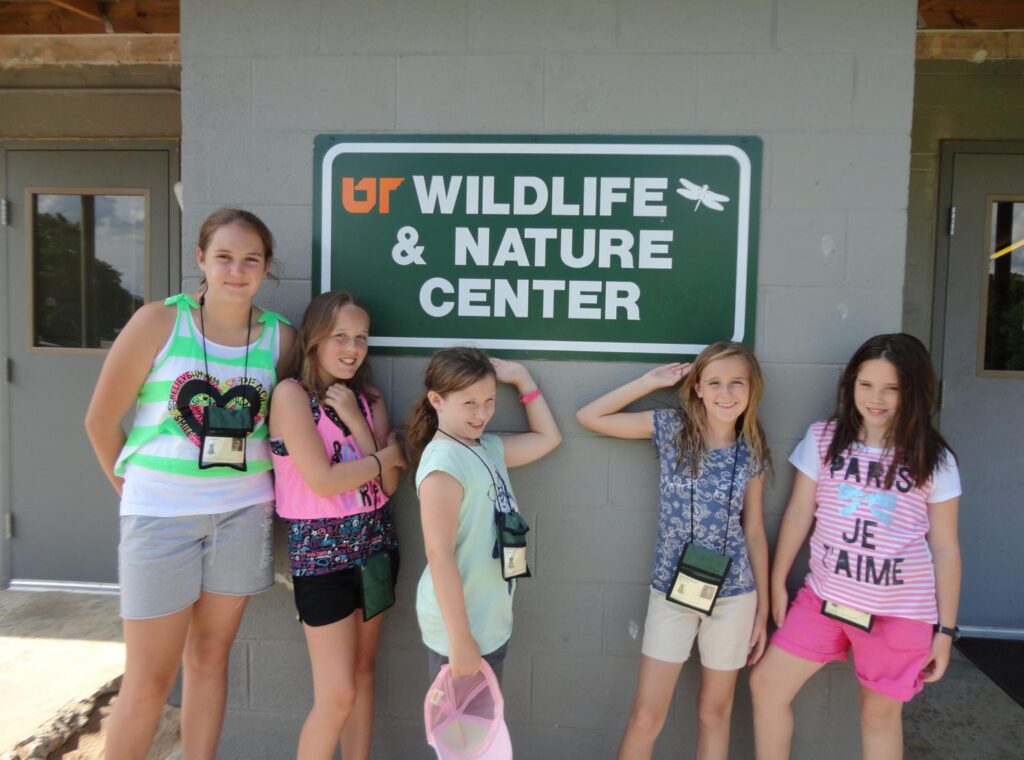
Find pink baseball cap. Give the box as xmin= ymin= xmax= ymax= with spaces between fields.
xmin=424 ymin=660 xmax=512 ymax=760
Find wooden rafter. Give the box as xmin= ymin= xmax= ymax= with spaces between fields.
xmin=919 ymin=1 xmax=1024 ymax=31
xmin=0 ymin=1 xmax=178 ymax=35
xmin=0 ymin=32 xmax=179 ymax=65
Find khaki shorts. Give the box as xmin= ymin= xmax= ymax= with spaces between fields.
xmin=641 ymin=587 xmax=757 ymax=670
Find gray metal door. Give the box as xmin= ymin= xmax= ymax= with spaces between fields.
xmin=939 ymin=151 xmax=1024 ymax=633
xmin=2 ymin=148 xmax=174 ymax=584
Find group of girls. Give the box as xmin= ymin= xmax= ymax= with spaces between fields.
xmin=87 ymin=207 xmax=961 ymax=760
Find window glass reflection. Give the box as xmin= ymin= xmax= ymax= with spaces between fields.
xmin=984 ymin=201 xmax=1024 ymax=372
xmin=33 ymin=193 xmax=146 ymax=349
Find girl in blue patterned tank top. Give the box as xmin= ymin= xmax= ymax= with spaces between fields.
xmin=577 ymin=341 xmax=773 ymax=760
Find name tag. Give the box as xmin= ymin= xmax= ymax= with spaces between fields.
xmin=502 ymin=546 xmax=528 ymax=579
xmin=201 ymin=434 xmax=246 ymax=466
xmin=821 ymin=599 xmax=874 ymax=632
xmin=665 ymin=543 xmax=731 ymax=615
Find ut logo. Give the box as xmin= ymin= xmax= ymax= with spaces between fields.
xmin=341 ymin=177 xmax=404 ymax=213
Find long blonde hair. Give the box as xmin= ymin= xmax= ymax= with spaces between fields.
xmin=674 ymin=341 xmax=772 ymax=480
xmin=278 ymin=291 xmax=377 ymax=403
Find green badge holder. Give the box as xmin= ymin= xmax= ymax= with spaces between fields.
xmin=666 ymin=542 xmax=732 ymax=614
xmin=496 ymin=510 xmax=531 ymax=580
xmin=359 ymin=551 xmax=395 ymax=621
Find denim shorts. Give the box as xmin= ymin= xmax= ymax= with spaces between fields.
xmin=118 ymin=502 xmax=275 ymax=620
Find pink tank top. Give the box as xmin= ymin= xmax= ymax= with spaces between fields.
xmin=272 ymin=382 xmax=389 ymax=520
xmin=806 ymin=421 xmax=938 ymax=623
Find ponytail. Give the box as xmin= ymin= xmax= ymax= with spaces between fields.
xmin=403 ymin=396 xmax=439 ymax=474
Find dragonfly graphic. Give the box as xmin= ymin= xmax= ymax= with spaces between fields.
xmin=676 ymin=178 xmax=730 ymax=211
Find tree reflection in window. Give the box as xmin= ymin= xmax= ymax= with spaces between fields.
xmin=33 ymin=194 xmax=146 ymax=349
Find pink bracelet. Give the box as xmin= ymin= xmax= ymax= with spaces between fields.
xmin=519 ymin=387 xmax=542 ymax=405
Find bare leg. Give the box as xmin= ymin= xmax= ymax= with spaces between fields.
xmin=750 ymin=644 xmax=827 ymax=760
xmin=296 ymin=614 xmax=359 ymax=760
xmin=180 ymin=592 xmax=250 ymax=760
xmin=104 ymin=608 xmax=192 ymax=760
xmin=695 ymin=667 xmax=739 ymax=760
xmin=617 ymin=656 xmax=685 ymax=760
xmin=859 ymin=687 xmax=903 ymax=760
xmin=339 ymin=612 xmax=385 ymax=760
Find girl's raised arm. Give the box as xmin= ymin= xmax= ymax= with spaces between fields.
xmin=576 ymin=362 xmax=690 ymax=440
xmin=923 ymin=496 xmax=961 ymax=683
xmin=492 ymin=359 xmax=562 ymax=469
xmin=85 ymin=302 xmax=176 ymax=495
xmin=768 ymin=471 xmax=818 ymax=627
xmin=742 ymin=473 xmax=770 ymax=665
xmin=271 ymin=381 xmax=403 ymax=497
xmin=420 ymin=471 xmax=480 ymax=676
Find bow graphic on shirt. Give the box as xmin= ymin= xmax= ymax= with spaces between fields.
xmin=837 ymin=483 xmax=898 ymax=526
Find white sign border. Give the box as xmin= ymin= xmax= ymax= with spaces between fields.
xmin=320 ymin=141 xmax=752 ymax=356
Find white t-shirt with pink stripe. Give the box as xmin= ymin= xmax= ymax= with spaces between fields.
xmin=790 ymin=420 xmax=961 ymax=623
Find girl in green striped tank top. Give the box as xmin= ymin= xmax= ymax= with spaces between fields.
xmin=85 ymin=208 xmax=296 ymax=760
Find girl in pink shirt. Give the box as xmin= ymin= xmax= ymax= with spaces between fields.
xmin=269 ymin=291 xmax=405 ymax=760
xmin=751 ymin=333 xmax=961 ymax=760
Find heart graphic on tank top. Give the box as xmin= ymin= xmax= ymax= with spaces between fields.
xmin=169 ymin=370 xmax=268 ymax=446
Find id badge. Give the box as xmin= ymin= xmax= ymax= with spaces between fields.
xmin=496 ymin=510 xmax=531 ymax=581
xmin=198 ymin=405 xmax=253 ymax=471
xmin=821 ymin=599 xmax=874 ymax=632
xmin=666 ymin=543 xmax=731 ymax=615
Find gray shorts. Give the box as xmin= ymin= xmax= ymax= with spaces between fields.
xmin=118 ymin=503 xmax=275 ymax=620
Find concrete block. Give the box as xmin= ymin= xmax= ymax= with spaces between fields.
xmin=530 ymin=652 xmax=637 ymax=728
xmin=668 ymin=663 xmax=699 ymax=734
xmin=514 ymin=580 xmax=604 ymax=653
xmin=790 ymin=664 xmax=832 ymax=744
xmin=320 ymin=0 xmax=467 ymax=54
xmin=181 ymin=132 xmax=212 ymax=206
xmin=904 ymin=206 xmax=937 ymax=271
xmin=371 ymin=717 xmax=436 ymax=759
xmin=759 ymin=362 xmax=839 ymax=441
xmin=255 ymin=278 xmax=314 ymax=325
xmin=249 ymin=638 xmax=313 ymax=713
xmin=379 ymin=575 xmax=426 ymax=651
xmin=253 ymin=57 xmax=396 ymax=130
xmin=615 ymin=0 xmax=774 ymax=53
xmin=845 ymin=210 xmax=908 ymax=287
xmin=763 ymin=438 xmax=801 ymax=517
xmin=535 ymin=508 xmax=656 ymax=583
xmin=758 ymin=210 xmax=847 ymax=287
xmin=204 ymin=129 xmax=314 ymax=207
xmin=513 ymin=435 xmax=612 ymax=511
xmin=776 ymin=0 xmax=916 ymax=54
xmin=544 ymin=54 xmax=699 ymax=132
xmin=220 ymin=708 xmax=305 ymax=759
xmin=397 ymin=55 xmax=543 ymax=131
xmin=386 ymin=645 xmax=431 ymax=719
xmin=761 ymin=286 xmax=902 ymax=363
xmin=606 ymin=437 xmax=660 ymax=511
xmin=181 ymin=0 xmax=320 ymax=57
xmin=913 ymin=66 xmax=1024 ymax=108
xmin=498 ymin=646 xmax=531 ymax=724
xmin=901 ymin=264 xmax=933 ymax=344
xmin=854 ymin=54 xmax=914 ymax=132
xmin=827 ymin=666 xmax=863 ymax=740
xmin=236 ymin=582 xmax=305 ymax=643
xmin=602 ymin=582 xmax=651 ymax=656
xmin=226 ymin=639 xmax=249 ymax=709
xmin=513 ymin=724 xmax=609 ymax=759
xmin=182 ymin=57 xmax=251 ymax=130
xmin=769 ymin=133 xmax=911 ymax=211
xmin=469 ymin=0 xmax=616 ymax=52
xmin=697 ymin=54 xmax=854 ymax=132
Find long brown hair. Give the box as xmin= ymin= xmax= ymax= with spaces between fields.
xmin=826 ymin=333 xmax=954 ymax=488
xmin=674 ymin=341 xmax=772 ymax=480
xmin=402 ymin=347 xmax=496 ymax=472
xmin=279 ymin=291 xmax=376 ymax=403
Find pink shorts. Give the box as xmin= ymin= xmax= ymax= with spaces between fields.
xmin=772 ymin=586 xmax=933 ymax=702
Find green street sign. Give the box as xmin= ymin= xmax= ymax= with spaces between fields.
xmin=313 ymin=135 xmax=761 ymax=361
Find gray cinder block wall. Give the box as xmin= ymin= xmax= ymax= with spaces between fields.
xmin=179 ymin=1 xmax=918 ymax=757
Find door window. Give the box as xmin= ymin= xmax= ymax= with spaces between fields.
xmin=981 ymin=198 xmax=1024 ymax=374
xmin=30 ymin=190 xmax=148 ymax=350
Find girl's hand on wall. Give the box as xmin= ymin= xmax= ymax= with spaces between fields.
xmin=490 ymin=358 xmax=533 ymax=392
xmin=921 ymin=633 xmax=953 ymax=683
xmin=641 ymin=362 xmax=691 ymax=390
xmin=748 ymin=613 xmax=768 ymax=666
xmin=324 ymin=383 xmax=363 ymax=426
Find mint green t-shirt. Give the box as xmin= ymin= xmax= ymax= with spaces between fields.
xmin=415 ymin=434 xmax=518 ymax=656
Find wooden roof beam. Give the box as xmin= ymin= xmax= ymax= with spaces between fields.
xmin=0 ymin=2 xmax=178 ymax=35
xmin=49 ymin=1 xmax=105 ymax=24
xmin=0 ymin=33 xmax=179 ymax=66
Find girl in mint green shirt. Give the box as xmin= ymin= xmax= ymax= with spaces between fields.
xmin=403 ymin=347 xmax=561 ymax=681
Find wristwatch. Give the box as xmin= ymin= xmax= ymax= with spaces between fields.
xmin=934 ymin=624 xmax=960 ymax=641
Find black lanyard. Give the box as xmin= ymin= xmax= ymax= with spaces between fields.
xmin=687 ymin=441 xmax=740 ymax=555
xmin=198 ymin=294 xmax=253 ymax=384
xmin=437 ymin=428 xmax=501 ymax=504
